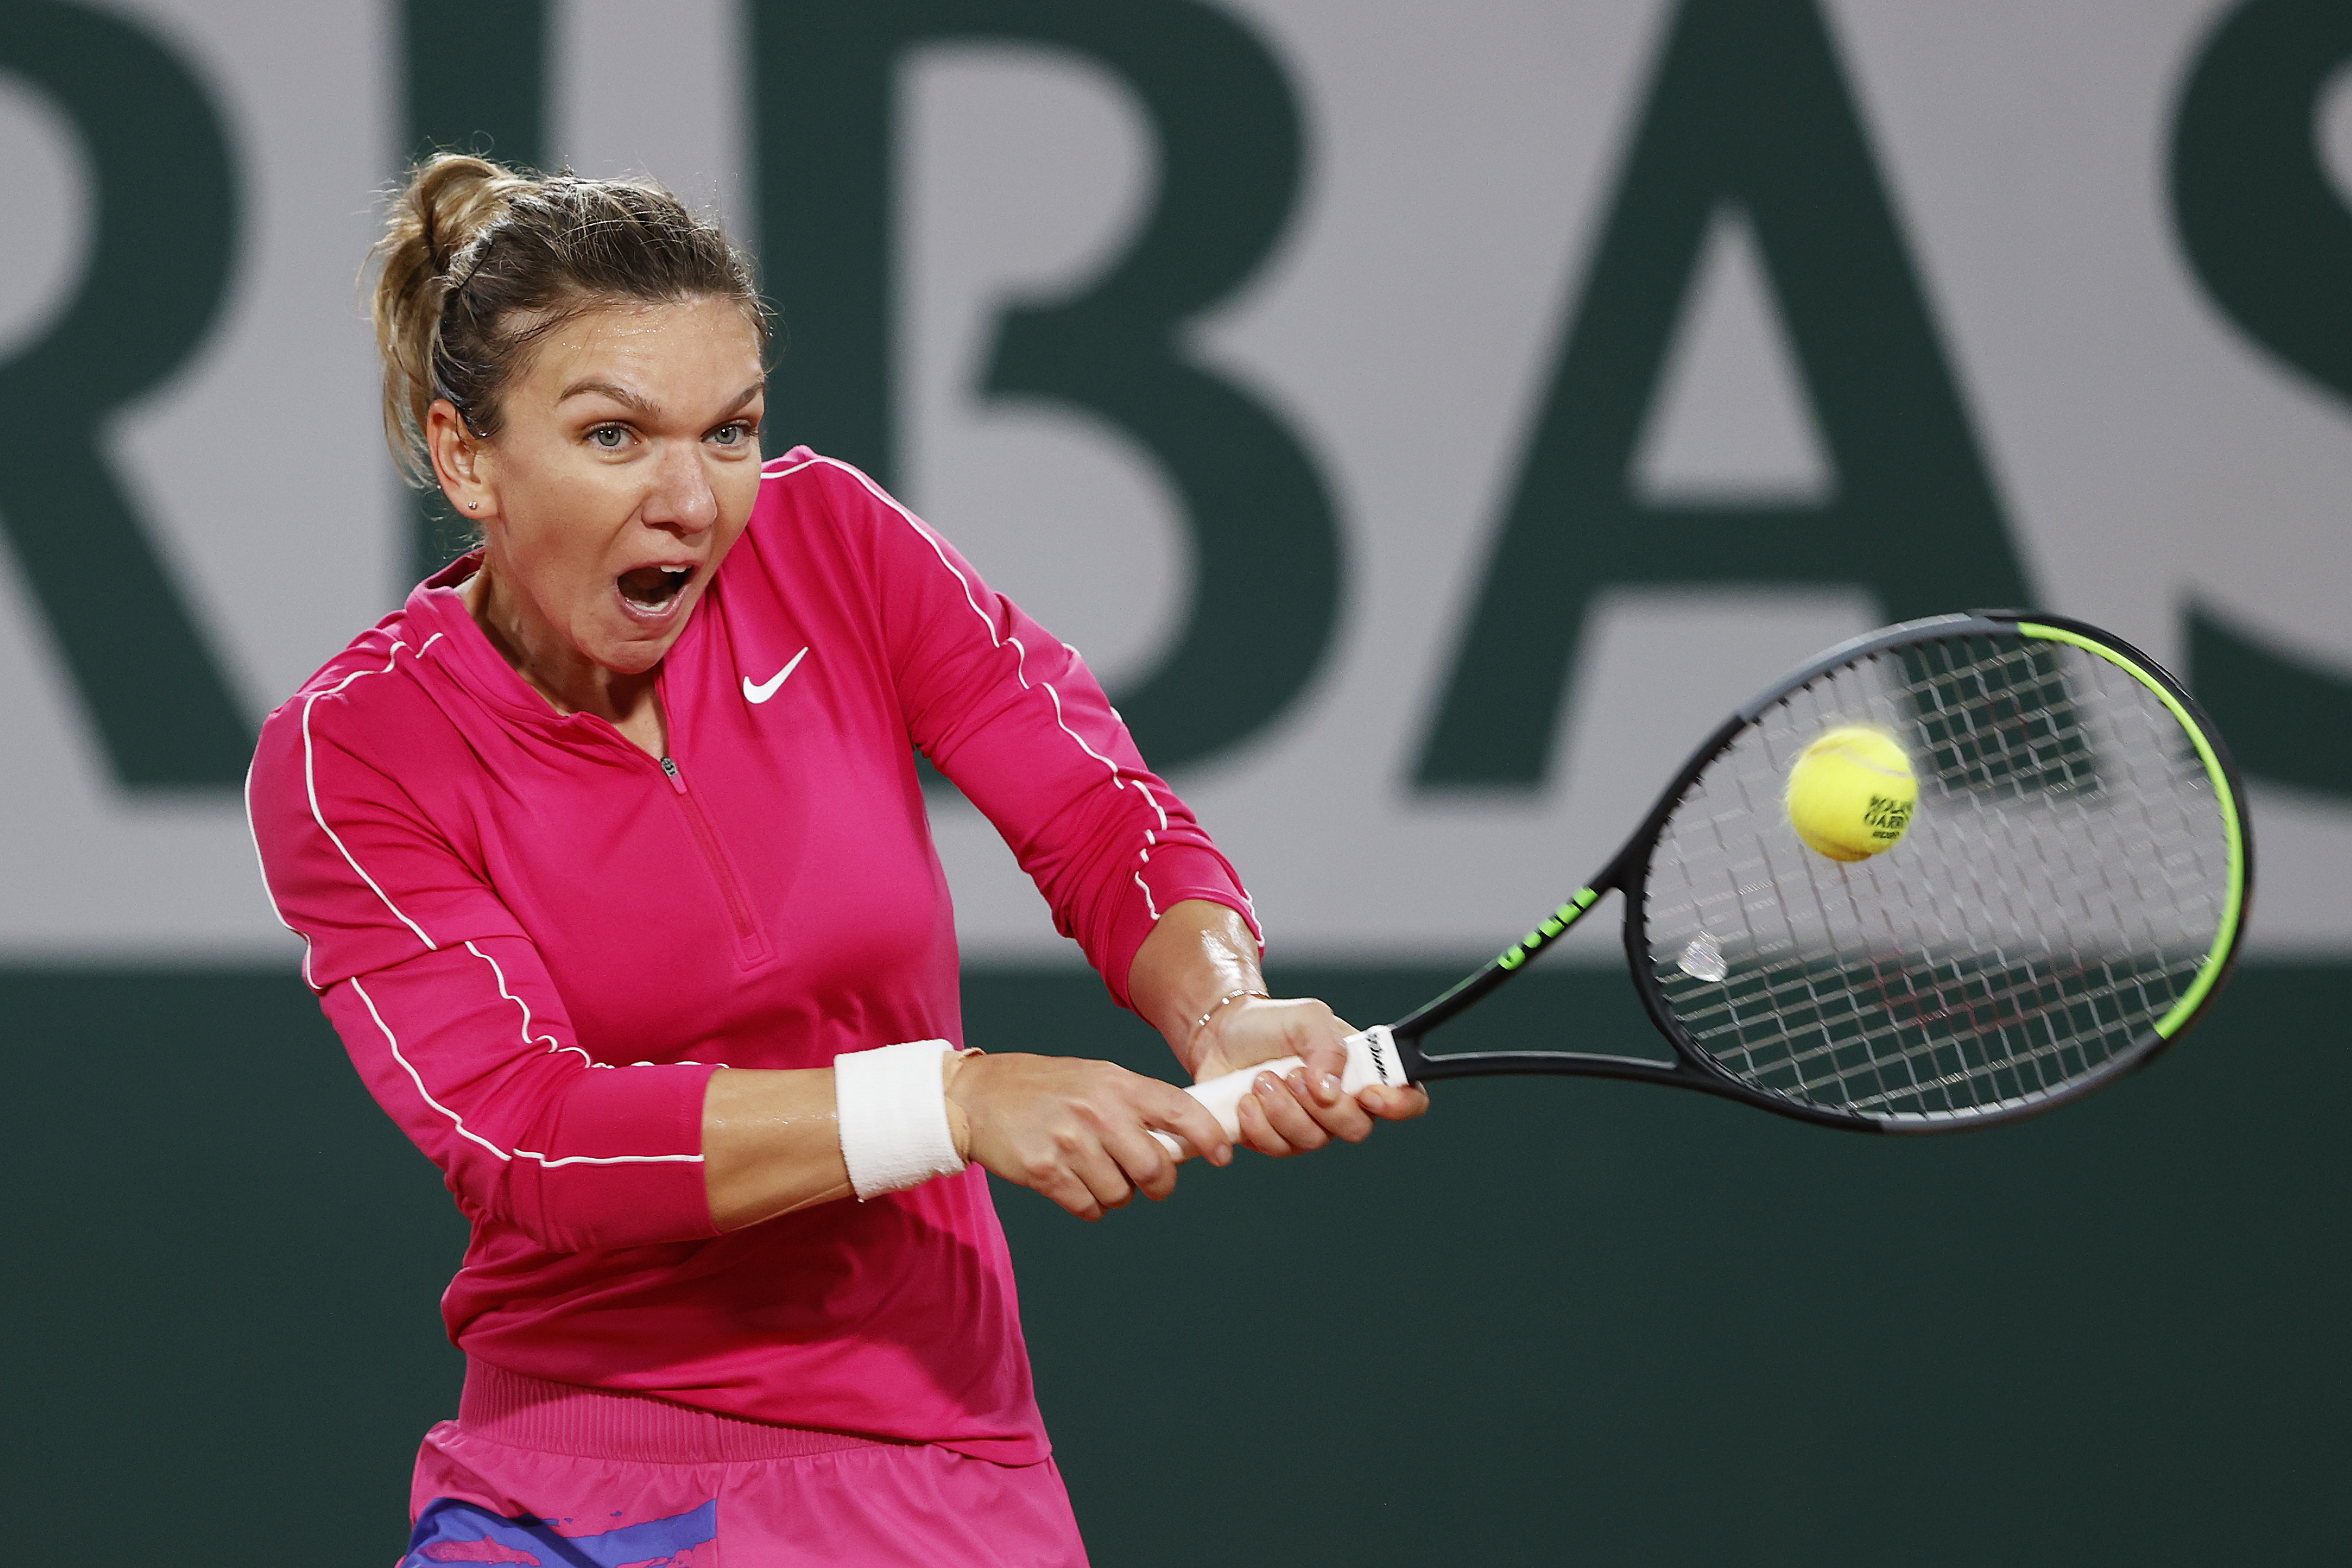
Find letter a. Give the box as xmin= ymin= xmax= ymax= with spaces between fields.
xmin=1417 ymin=0 xmax=2031 ymax=788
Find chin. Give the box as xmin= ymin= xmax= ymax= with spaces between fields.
xmin=581 ymin=615 xmax=681 ymax=676
xmin=597 ymin=638 xmax=672 ymax=676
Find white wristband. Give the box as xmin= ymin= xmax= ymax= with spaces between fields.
xmin=834 ymin=1039 xmax=966 ymax=1201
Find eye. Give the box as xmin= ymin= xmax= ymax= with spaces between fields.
xmin=710 ymin=421 xmax=755 ymax=448
xmin=587 ymin=424 xmax=629 ymax=451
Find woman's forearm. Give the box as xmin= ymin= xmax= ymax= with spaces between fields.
xmin=701 ymin=1066 xmax=856 ymax=1231
xmin=705 ymin=1049 xmax=1232 ymax=1227
xmin=705 ymin=899 xmax=1267 ymax=1230
xmin=705 ymin=898 xmax=1395 ymax=1228
xmin=1126 ymin=898 xmax=1267 ymax=1075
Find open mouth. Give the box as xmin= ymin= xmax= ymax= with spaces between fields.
xmin=617 ymin=564 xmax=695 ymax=612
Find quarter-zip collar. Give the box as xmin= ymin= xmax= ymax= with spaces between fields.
xmin=407 ymin=551 xmax=766 ymax=965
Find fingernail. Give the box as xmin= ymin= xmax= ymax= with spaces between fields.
xmin=1319 ymin=1072 xmax=1340 ymax=1099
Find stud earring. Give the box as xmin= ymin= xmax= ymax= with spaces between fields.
xmin=467 ymin=501 xmax=479 ymax=511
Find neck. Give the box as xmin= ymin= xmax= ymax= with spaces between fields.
xmin=463 ymin=559 xmax=657 ymax=731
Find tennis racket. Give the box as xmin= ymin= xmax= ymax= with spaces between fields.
xmin=1160 ymin=611 xmax=2250 ymax=1142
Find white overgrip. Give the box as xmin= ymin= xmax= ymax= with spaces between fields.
xmin=1150 ymin=1026 xmax=1410 ymax=1160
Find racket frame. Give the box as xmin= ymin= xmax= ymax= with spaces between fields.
xmin=1381 ymin=611 xmax=2252 ymax=1133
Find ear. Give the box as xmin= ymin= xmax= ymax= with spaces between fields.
xmin=426 ymin=399 xmax=496 ymax=521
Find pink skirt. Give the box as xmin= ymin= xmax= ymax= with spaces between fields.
xmin=399 ymin=1360 xmax=1088 ymax=1566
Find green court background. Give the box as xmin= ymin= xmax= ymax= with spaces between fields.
xmin=4 ymin=0 xmax=2351 ymax=1560
xmin=9 ymin=960 xmax=2342 ymax=1564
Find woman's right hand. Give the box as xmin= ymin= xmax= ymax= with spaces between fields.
xmin=944 ymin=1052 xmax=1232 ymax=1219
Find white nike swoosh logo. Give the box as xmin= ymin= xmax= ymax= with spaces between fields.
xmin=742 ymin=646 xmax=809 ymax=705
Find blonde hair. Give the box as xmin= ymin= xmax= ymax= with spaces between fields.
xmin=369 ymin=153 xmax=767 ymax=486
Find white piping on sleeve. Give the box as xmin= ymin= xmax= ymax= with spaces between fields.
xmin=259 ymin=631 xmax=454 ymax=987
xmin=466 ymin=940 xmax=597 ymax=1068
xmin=353 ymin=973 xmax=515 ymax=1163
xmin=299 ymin=637 xmax=438 ymax=952
xmin=1131 ymin=868 xmax=1163 ymax=921
xmin=810 ymin=457 xmax=1131 ymax=777
xmin=1031 ymin=659 xmax=1128 ymax=777
xmin=1129 ymin=778 xmax=1172 ymax=834
xmin=462 ymin=940 xmax=733 ymax=1073
xmin=350 ymin=972 xmax=705 ymax=1169
xmin=790 ymin=456 xmax=1193 ymax=935
xmin=1128 ymin=779 xmax=1175 ymax=921
xmin=772 ymin=455 xmax=1264 ymax=944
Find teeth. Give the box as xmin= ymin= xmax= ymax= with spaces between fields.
xmin=660 ymin=565 xmax=690 ymax=574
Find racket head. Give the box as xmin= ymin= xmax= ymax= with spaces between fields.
xmin=1615 ymin=611 xmax=2250 ymax=1131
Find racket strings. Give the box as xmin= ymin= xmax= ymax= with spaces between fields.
xmin=1746 ymin=949 xmax=2179 ymax=1114
xmin=1709 ymin=675 xmax=2206 ymax=1112
xmin=1642 ymin=635 xmax=2229 ymax=1124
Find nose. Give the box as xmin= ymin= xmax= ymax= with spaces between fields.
xmin=641 ymin=436 xmax=719 ymax=537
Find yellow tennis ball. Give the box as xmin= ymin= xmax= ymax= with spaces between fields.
xmin=1785 ymin=725 xmax=1917 ymax=862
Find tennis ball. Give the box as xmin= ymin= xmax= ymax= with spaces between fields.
xmin=1785 ymin=725 xmax=1917 ymax=862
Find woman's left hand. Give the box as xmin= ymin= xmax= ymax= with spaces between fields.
xmin=1190 ymin=995 xmax=1429 ymax=1158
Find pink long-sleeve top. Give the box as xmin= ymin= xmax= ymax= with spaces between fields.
xmin=246 ymin=449 xmax=1259 ymax=1463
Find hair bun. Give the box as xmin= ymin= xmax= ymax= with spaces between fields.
xmin=368 ymin=151 xmax=767 ymax=495
xmin=411 ymin=153 xmax=530 ymax=274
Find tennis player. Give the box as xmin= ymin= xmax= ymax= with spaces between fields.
xmin=245 ymin=155 xmax=1422 ymax=1566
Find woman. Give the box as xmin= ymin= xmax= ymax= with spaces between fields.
xmin=246 ymin=155 xmax=1422 ymax=1566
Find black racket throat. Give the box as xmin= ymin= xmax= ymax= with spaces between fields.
xmin=1364 ymin=611 xmax=2251 ymax=1136
xmin=1383 ymin=884 xmax=1866 ymax=1131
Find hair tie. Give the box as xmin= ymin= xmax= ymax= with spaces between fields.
xmin=444 ymin=227 xmax=496 ymax=302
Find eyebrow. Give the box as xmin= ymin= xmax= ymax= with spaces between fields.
xmin=557 ymin=380 xmax=766 ymax=419
xmin=557 ymin=379 xmax=654 ymax=413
